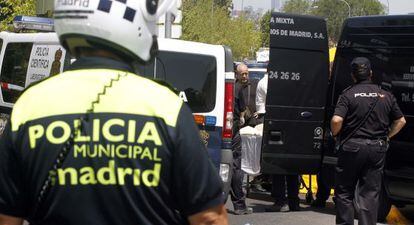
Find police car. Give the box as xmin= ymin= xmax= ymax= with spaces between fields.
xmin=0 ymin=16 xmax=234 ymax=200
xmin=0 ymin=16 xmax=70 ymax=134
xmin=246 ymin=62 xmax=268 ymax=82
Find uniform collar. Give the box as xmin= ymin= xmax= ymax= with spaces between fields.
xmin=237 ymin=81 xmax=251 ymax=86
xmin=356 ymin=80 xmax=373 ymax=85
xmin=68 ymin=57 xmax=134 ymax=73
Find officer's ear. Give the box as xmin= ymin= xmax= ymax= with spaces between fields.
xmin=351 ymin=73 xmax=357 ymax=83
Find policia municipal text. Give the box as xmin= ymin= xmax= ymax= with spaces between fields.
xmin=0 ymin=0 xmax=228 ymax=225
xmin=332 ymin=57 xmax=406 ymax=225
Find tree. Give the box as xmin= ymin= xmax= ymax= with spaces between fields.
xmin=182 ymin=0 xmax=260 ymax=60
xmin=259 ymin=11 xmax=271 ymax=47
xmin=279 ymin=0 xmax=385 ymax=43
xmin=282 ymin=0 xmax=313 ymax=15
xmin=214 ymin=0 xmax=232 ymax=9
xmin=0 ymin=0 xmax=36 ymax=31
xmin=311 ymin=0 xmax=385 ymax=42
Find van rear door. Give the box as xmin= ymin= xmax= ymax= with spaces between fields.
xmin=261 ymin=13 xmax=329 ymax=174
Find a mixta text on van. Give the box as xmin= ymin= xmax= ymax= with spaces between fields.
xmin=270 ymin=17 xmax=295 ymax=24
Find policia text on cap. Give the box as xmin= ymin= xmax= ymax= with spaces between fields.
xmin=331 ymin=57 xmax=406 ymax=225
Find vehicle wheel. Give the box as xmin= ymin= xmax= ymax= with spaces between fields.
xmin=377 ymin=187 xmax=391 ymax=222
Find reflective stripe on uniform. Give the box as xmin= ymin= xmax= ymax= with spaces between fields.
xmin=11 ymin=69 xmax=183 ymax=131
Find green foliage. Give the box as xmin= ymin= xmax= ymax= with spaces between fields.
xmin=282 ymin=0 xmax=313 ymax=14
xmin=311 ymin=0 xmax=385 ymax=43
xmin=259 ymin=11 xmax=271 ymax=48
xmin=0 ymin=0 xmax=36 ymax=31
xmin=214 ymin=0 xmax=232 ymax=9
xmin=279 ymin=0 xmax=386 ymax=43
xmin=182 ymin=0 xmax=260 ymax=60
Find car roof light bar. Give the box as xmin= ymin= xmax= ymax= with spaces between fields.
xmin=13 ymin=16 xmax=54 ymax=32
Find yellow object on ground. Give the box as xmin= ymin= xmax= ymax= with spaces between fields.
xmin=329 ymin=47 xmax=337 ymax=63
xmin=300 ymin=175 xmax=318 ymax=194
xmin=300 ymin=175 xmax=335 ymax=195
xmin=386 ymin=205 xmax=411 ymax=225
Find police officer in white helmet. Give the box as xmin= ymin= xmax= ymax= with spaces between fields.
xmin=0 ymin=1 xmax=228 ymax=225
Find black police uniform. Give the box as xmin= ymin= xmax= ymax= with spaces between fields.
xmin=334 ymin=80 xmax=403 ymax=225
xmin=0 ymin=57 xmax=223 ymax=225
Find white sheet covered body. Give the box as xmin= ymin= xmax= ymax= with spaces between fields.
xmin=240 ymin=124 xmax=263 ymax=175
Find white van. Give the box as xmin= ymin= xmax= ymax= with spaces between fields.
xmin=0 ymin=18 xmax=235 ymax=199
xmin=139 ymin=38 xmax=235 ymax=199
xmin=0 ymin=31 xmax=69 ymax=133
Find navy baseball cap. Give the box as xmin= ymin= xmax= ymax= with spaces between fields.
xmin=351 ymin=57 xmax=371 ymax=81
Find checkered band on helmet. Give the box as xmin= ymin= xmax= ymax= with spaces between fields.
xmin=97 ymin=0 xmax=137 ymax=22
xmin=54 ymin=0 xmax=176 ymax=62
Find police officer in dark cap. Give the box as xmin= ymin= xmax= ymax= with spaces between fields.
xmin=332 ymin=57 xmax=406 ymax=225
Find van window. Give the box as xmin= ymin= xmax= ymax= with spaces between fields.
xmin=0 ymin=42 xmax=33 ymax=103
xmin=332 ymin=29 xmax=414 ymax=116
xmin=140 ymin=51 xmax=217 ymax=113
xmin=334 ymin=49 xmax=414 ymax=116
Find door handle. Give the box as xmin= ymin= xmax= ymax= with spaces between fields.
xmin=300 ymin=111 xmax=313 ymax=119
xmin=269 ymin=131 xmax=283 ymax=145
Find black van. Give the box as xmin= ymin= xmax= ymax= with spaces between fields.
xmin=329 ymin=15 xmax=414 ymax=219
xmin=263 ymin=13 xmax=414 ymax=220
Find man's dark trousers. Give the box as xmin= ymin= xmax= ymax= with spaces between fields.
xmin=272 ymin=175 xmax=300 ymax=207
xmin=335 ymin=139 xmax=387 ymax=225
xmin=316 ymin=166 xmax=333 ymax=202
xmin=230 ymin=131 xmax=246 ymax=210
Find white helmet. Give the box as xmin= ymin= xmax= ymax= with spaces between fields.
xmin=54 ymin=0 xmax=177 ymax=63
